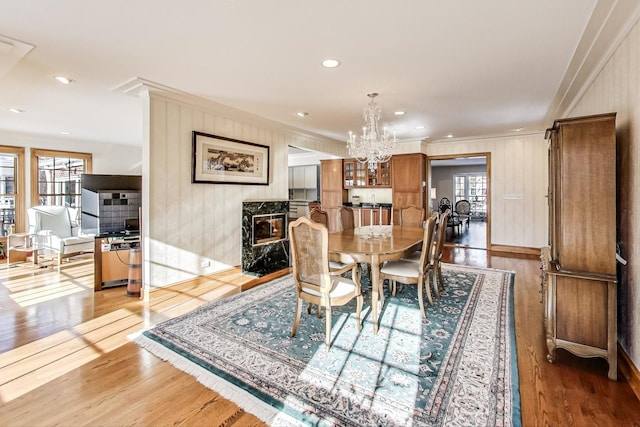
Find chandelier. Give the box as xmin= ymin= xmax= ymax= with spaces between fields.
xmin=347 ymin=93 xmax=397 ymax=172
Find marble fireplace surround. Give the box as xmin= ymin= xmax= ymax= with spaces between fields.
xmin=242 ymin=200 xmax=290 ymax=277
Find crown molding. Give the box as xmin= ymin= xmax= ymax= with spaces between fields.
xmin=0 ymin=35 xmax=34 ymax=78
xmin=112 ymin=77 xmax=343 ymax=146
xmin=545 ymin=0 xmax=640 ymax=123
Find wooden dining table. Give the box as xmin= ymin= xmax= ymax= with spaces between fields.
xmin=328 ymin=225 xmax=424 ymax=333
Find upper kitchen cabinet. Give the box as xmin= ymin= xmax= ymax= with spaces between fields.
xmin=391 ymin=153 xmax=426 ymax=223
xmin=343 ymin=159 xmax=391 ymax=188
xmin=288 ymin=165 xmax=319 ymax=201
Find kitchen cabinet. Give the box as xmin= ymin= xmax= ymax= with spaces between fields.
xmin=542 ymin=112 xmax=617 ymax=380
xmin=355 ymin=207 xmax=391 ymax=226
xmin=391 ymin=153 xmax=426 ymax=224
xmin=288 ymin=165 xmax=319 ymax=201
xmin=343 ymin=159 xmax=390 ymax=188
xmin=320 ymin=159 xmax=347 ymax=208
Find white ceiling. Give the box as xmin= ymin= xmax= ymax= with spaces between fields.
xmin=1 ymin=1 xmax=639 ymax=147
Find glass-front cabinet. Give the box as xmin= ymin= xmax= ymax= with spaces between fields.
xmin=344 ymin=161 xmax=354 ymax=187
xmin=344 ymin=159 xmax=390 ymax=188
xmin=373 ymin=161 xmax=391 ymax=186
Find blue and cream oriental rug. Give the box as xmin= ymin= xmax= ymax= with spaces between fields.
xmin=135 ymin=264 xmax=521 ymax=426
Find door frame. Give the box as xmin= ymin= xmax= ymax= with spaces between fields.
xmin=427 ymin=152 xmax=491 ymax=250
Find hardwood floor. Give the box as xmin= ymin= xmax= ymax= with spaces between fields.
xmin=445 ymin=218 xmax=486 ymax=248
xmin=0 ymin=250 xmax=638 ymax=426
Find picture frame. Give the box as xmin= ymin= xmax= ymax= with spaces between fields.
xmin=192 ymin=131 xmax=270 ymax=185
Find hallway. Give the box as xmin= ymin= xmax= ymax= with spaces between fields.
xmin=445 ymin=218 xmax=486 ymax=248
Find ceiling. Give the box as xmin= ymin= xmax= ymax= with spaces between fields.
xmin=1 ymin=1 xmax=639 ymax=148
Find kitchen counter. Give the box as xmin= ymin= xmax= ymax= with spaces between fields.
xmin=343 ymin=204 xmax=392 ymax=225
xmin=344 ymin=203 xmax=392 ymax=209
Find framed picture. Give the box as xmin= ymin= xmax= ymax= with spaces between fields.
xmin=192 ymin=131 xmax=270 ymax=185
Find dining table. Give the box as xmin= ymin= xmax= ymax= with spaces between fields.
xmin=328 ymin=225 xmax=424 ymax=333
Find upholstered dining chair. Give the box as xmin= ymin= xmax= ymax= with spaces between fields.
xmin=400 ymin=206 xmax=425 ymax=228
xmin=309 ymin=207 xmax=329 ymax=227
xmin=438 ymin=197 xmax=452 ymax=214
xmin=454 ymin=199 xmax=471 ymax=229
xmin=430 ymin=208 xmax=450 ymax=298
xmin=338 ymin=206 xmax=356 ymax=230
xmin=380 ymin=213 xmax=437 ymax=318
xmin=403 ymin=209 xmax=450 ymax=299
xmin=289 ymin=217 xmax=363 ymax=349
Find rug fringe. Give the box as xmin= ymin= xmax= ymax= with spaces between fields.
xmin=133 ymin=333 xmax=301 ymax=426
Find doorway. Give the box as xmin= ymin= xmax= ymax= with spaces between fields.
xmin=428 ymin=153 xmax=490 ymax=250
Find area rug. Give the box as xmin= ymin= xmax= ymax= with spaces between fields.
xmin=135 ymin=264 xmax=521 ymax=426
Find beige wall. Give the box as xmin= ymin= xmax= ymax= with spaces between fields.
xmin=569 ymin=19 xmax=640 ymax=368
xmin=143 ymin=90 xmax=346 ymax=288
xmin=425 ymin=133 xmax=548 ymax=249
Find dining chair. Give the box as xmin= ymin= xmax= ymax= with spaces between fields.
xmin=438 ymin=197 xmax=452 ymax=213
xmin=288 ymin=217 xmax=363 ymax=349
xmin=380 ymin=213 xmax=437 ymax=318
xmin=454 ymin=199 xmax=471 ymax=229
xmin=400 ymin=206 xmax=425 ymax=227
xmin=339 ymin=206 xmax=356 ymax=230
xmin=309 ymin=207 xmax=329 ymax=227
xmin=403 ymin=210 xmax=450 ymax=299
xmin=310 ymin=206 xmax=358 ymax=312
xmin=431 ymin=208 xmax=450 ymax=297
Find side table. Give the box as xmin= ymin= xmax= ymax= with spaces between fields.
xmin=6 ymin=233 xmax=42 ymax=268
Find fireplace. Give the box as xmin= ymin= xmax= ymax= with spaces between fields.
xmin=252 ymin=213 xmax=287 ymax=246
xmin=242 ymin=200 xmax=290 ymax=276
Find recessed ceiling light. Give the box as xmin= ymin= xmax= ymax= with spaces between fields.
xmin=447 ymin=134 xmax=454 ymax=138
xmin=513 ymin=127 xmax=524 ymax=132
xmin=321 ymin=59 xmax=341 ymax=68
xmin=415 ymin=125 xmax=425 ymax=130
xmin=60 ymin=131 xmax=71 ymax=135
xmin=296 ymin=112 xmax=308 ymax=117
xmin=7 ymin=108 xmax=24 ymax=114
xmin=54 ymin=76 xmax=74 ymax=84
xmin=394 ymin=111 xmax=406 ymax=116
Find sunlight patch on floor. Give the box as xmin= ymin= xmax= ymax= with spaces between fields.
xmin=0 ymin=308 xmax=143 ymax=403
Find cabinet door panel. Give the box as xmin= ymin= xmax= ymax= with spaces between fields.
xmin=293 ymin=167 xmax=305 ymax=188
xmin=555 ymin=276 xmax=608 ymax=349
xmin=553 ymin=118 xmax=616 ymax=273
xmin=304 ymin=165 xmax=317 ymax=188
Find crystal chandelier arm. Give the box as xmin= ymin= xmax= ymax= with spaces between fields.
xmin=347 ymin=93 xmax=397 ymax=172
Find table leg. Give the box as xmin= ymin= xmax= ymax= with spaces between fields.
xmin=370 ymin=254 xmax=382 ymax=334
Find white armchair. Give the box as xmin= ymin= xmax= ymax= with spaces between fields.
xmin=27 ymin=206 xmax=95 ymax=264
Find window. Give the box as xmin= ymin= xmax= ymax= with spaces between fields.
xmin=454 ymin=173 xmax=486 ymax=218
xmin=0 ymin=146 xmax=25 ymax=235
xmin=31 ymin=149 xmax=92 ymax=211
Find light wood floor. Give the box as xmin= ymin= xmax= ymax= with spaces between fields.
xmin=0 ymin=250 xmax=638 ymax=426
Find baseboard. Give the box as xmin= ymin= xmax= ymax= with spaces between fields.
xmin=618 ymin=344 xmax=640 ymax=403
xmin=147 ymin=267 xmax=292 ymax=295
xmin=488 ymin=244 xmax=540 ymax=256
xmin=242 ymin=267 xmax=291 ymax=291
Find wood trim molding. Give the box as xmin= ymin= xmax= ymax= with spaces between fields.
xmin=30 ymin=148 xmax=93 ymax=207
xmin=489 ymin=244 xmax=540 ymax=256
xmin=146 ymin=267 xmax=291 ymax=296
xmin=618 ymin=344 xmax=640 ymax=403
xmin=427 ymin=152 xmax=491 ymax=250
xmin=0 ymin=146 xmax=25 ymax=233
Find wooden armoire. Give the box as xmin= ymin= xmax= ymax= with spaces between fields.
xmin=541 ymin=112 xmax=618 ymax=380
